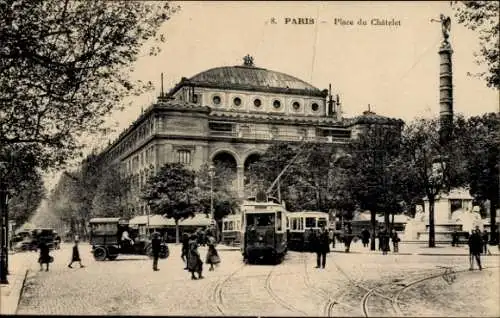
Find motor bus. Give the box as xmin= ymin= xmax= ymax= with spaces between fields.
xmin=286 ymin=211 xmax=330 ymax=251
xmin=241 ymin=192 xmax=288 ymax=264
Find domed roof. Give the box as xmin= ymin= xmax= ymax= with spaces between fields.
xmin=169 ymin=56 xmax=326 ymax=97
xmin=189 ymin=65 xmax=319 ymax=91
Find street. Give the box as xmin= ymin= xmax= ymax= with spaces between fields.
xmin=14 ymin=243 xmax=500 ymax=317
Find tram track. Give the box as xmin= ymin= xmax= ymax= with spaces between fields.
xmin=264 ymin=262 xmax=309 ymax=316
xmin=391 ymin=265 xmax=500 ymax=317
xmin=212 ymin=263 xmax=246 ymax=315
xmin=300 ymin=253 xmax=357 ymax=317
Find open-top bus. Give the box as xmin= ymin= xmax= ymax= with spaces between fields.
xmin=241 ymin=191 xmax=288 ymax=264
xmin=287 ymin=211 xmax=330 ymax=251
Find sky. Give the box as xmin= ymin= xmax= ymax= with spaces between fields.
xmin=44 ymin=1 xmax=499 ymax=190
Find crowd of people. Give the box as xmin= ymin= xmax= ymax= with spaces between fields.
xmin=34 ymin=223 xmax=495 ymax=278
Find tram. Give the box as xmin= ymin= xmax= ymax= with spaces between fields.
xmin=221 ymin=214 xmax=242 ymax=246
xmin=241 ymin=191 xmax=288 ymax=264
xmin=286 ymin=211 xmax=330 ymax=251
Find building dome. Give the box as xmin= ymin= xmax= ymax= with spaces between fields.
xmin=169 ymin=56 xmax=326 ymax=98
xmin=189 ymin=65 xmax=320 ymax=91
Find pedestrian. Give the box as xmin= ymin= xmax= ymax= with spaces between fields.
xmin=328 ymin=228 xmax=335 ymax=249
xmin=38 ymin=241 xmax=52 ymax=271
xmin=205 ymin=234 xmax=221 ymax=271
xmin=315 ymin=225 xmax=330 ymax=269
xmin=181 ymin=232 xmax=190 ymax=270
xmin=187 ymin=234 xmax=203 ymax=280
xmin=482 ymin=230 xmax=489 ymax=255
xmin=451 ymin=230 xmax=457 ymax=247
xmin=468 ymin=227 xmax=483 ymax=271
xmin=68 ymin=239 xmax=84 ymax=268
xmin=151 ymin=232 xmax=161 ymax=271
xmin=361 ymin=228 xmax=370 ymax=248
xmin=392 ymin=231 xmax=400 ymax=253
xmin=344 ymin=224 xmax=353 ymax=253
xmin=377 ymin=229 xmax=383 ymax=251
xmin=381 ymin=228 xmax=391 ymax=255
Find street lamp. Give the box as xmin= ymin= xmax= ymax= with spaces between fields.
xmin=0 ymin=161 xmax=9 ymax=284
xmin=208 ymin=165 xmax=215 ymax=223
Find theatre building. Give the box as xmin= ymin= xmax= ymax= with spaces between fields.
xmin=95 ymin=55 xmax=402 ymax=216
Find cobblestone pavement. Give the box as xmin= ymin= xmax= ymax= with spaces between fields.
xmin=15 ymin=243 xmax=500 ymax=316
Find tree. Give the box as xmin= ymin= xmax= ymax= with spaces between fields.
xmin=453 ymin=1 xmax=499 ymax=89
xmin=196 ymin=163 xmax=240 ymax=240
xmin=142 ymin=163 xmax=200 ymax=243
xmin=400 ymin=117 xmax=467 ymax=247
xmin=462 ymin=113 xmax=500 ymax=243
xmin=343 ymin=124 xmax=406 ymax=250
xmin=91 ymin=164 xmax=131 ymax=219
xmin=247 ymin=142 xmax=341 ymax=212
xmin=0 ymin=0 xmax=178 ymax=168
xmin=8 ymin=172 xmax=46 ymax=229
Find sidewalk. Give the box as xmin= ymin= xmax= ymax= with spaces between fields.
xmin=0 ymin=255 xmax=32 ymax=315
xmin=330 ymin=241 xmax=500 ymax=256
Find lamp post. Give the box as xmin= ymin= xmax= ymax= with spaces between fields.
xmin=0 ymin=161 xmax=9 ymax=284
xmin=208 ymin=165 xmax=216 ymax=237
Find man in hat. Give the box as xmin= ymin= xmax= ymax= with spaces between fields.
xmin=468 ymin=226 xmax=483 ymax=270
xmin=151 ymin=232 xmax=162 ymax=271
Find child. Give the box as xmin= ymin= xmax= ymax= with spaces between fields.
xmin=68 ymin=239 xmax=85 ymax=268
xmin=205 ymin=235 xmax=221 ymax=271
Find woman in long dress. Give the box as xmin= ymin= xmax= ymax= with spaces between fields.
xmin=187 ymin=234 xmax=203 ymax=280
xmin=205 ymin=235 xmax=221 ymax=271
xmin=38 ymin=241 xmax=52 ymax=271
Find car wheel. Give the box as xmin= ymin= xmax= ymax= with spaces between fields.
xmin=145 ymin=244 xmax=153 ymax=257
xmin=93 ymin=247 xmax=107 ymax=261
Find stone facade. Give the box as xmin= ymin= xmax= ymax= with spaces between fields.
xmin=95 ymin=57 xmax=403 ymax=215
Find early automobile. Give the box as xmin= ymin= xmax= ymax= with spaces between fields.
xmin=89 ymin=217 xmax=169 ymax=261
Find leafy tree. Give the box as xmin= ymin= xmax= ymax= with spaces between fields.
xmin=461 ymin=113 xmax=500 ymax=243
xmin=400 ymin=117 xmax=468 ymax=247
xmin=142 ymin=163 xmax=200 ymax=243
xmin=196 ymin=163 xmax=240 ymax=240
xmin=453 ymin=1 xmax=499 ymax=89
xmin=0 ymin=0 xmax=178 ymax=168
xmin=343 ymin=124 xmax=406 ymax=250
xmin=91 ymin=164 xmax=131 ymax=219
xmin=8 ymin=171 xmax=46 ymax=229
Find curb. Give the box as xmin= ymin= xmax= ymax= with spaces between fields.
xmin=15 ymin=269 xmax=29 ymax=314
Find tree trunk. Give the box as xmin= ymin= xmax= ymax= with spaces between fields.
xmin=391 ymin=211 xmax=395 ymax=234
xmin=384 ymin=211 xmax=390 ymax=232
xmin=370 ymin=210 xmax=376 ymax=251
xmin=490 ymin=198 xmax=497 ymax=245
xmin=175 ymin=219 xmax=180 ymax=244
xmin=428 ymin=196 xmax=436 ymax=248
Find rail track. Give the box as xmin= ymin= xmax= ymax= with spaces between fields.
xmin=212 ymin=263 xmax=246 ymax=315
xmin=391 ymin=266 xmax=500 ymax=317
xmin=264 ymin=263 xmax=308 ymax=316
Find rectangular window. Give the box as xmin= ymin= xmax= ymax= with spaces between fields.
xmin=177 ymin=150 xmax=191 ymax=164
xmin=305 ymin=217 xmax=316 ymax=228
xmin=276 ymin=212 xmax=282 ymax=231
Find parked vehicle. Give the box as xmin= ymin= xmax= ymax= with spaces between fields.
xmin=286 ymin=211 xmax=330 ymax=251
xmin=241 ymin=191 xmax=288 ymax=264
xmin=89 ymin=217 xmax=169 ymax=261
xmin=13 ymin=228 xmax=56 ymax=252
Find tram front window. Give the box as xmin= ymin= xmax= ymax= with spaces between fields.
xmin=246 ymin=213 xmax=275 ymax=227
